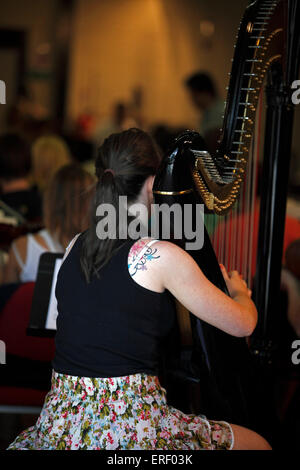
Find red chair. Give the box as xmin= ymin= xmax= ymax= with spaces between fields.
xmin=0 ymin=283 xmax=55 ymax=414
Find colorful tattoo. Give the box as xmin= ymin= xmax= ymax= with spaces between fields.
xmin=128 ymin=240 xmax=160 ymax=277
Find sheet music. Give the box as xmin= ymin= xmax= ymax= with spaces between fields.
xmin=45 ymin=258 xmax=62 ymax=330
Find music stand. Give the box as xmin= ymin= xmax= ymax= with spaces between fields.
xmin=27 ymin=253 xmax=63 ymax=338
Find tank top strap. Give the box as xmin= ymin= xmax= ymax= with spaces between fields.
xmin=18 ymin=234 xmax=46 ymax=282
xmin=128 ymin=238 xmax=160 ymax=276
xmin=12 ymin=233 xmax=39 ymax=270
xmin=39 ymin=229 xmax=62 ymax=252
xmin=11 ymin=241 xmax=25 ymax=270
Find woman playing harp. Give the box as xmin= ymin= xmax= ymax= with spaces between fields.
xmin=8 ymin=129 xmax=270 ymax=450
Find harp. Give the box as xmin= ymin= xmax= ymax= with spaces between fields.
xmin=153 ymin=0 xmax=300 ymax=431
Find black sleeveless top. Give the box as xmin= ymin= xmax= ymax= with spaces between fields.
xmin=53 ymin=235 xmax=176 ymax=378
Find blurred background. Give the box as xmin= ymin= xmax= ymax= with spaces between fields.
xmin=0 ymin=0 xmax=299 ymax=450
xmin=0 ymin=0 xmax=247 ymax=134
xmin=1 ymin=0 xmax=299 ymax=182
xmin=0 ymin=0 xmax=300 ymax=182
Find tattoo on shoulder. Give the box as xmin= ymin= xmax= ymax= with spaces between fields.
xmin=128 ymin=241 xmax=160 ymax=277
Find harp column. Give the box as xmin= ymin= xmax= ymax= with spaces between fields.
xmin=252 ymin=62 xmax=297 ymax=361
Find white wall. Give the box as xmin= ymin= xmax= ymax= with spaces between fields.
xmin=67 ymin=0 xmax=248 ymax=129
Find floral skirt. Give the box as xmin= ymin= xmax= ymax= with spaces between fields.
xmin=8 ymin=371 xmax=234 ymax=450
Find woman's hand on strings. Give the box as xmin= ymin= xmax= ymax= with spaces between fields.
xmin=220 ymin=264 xmax=252 ymax=299
xmin=146 ymin=241 xmax=258 ymax=337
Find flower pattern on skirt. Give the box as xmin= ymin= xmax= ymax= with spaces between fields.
xmin=7 ymin=371 xmax=234 ymax=450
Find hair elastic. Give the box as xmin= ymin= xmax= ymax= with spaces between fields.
xmin=103 ymin=169 xmax=115 ymax=176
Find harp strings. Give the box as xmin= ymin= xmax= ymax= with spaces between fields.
xmin=207 ymin=88 xmax=263 ymax=289
xmin=248 ymin=88 xmax=263 ymax=285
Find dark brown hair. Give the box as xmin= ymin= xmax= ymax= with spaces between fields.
xmin=43 ymin=164 xmax=95 ymax=248
xmin=80 ymin=128 xmax=161 ymax=282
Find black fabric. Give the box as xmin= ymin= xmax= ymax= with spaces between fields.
xmin=53 ymin=235 xmax=176 ymax=378
xmin=0 ymin=354 xmax=52 ymax=390
xmin=0 ymin=283 xmax=20 ymax=313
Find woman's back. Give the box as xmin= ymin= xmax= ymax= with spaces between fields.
xmin=7 ymin=129 xmax=270 ymax=451
xmin=53 ymin=235 xmax=176 ymax=378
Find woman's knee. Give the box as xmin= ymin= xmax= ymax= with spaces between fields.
xmin=230 ymin=424 xmax=272 ymax=450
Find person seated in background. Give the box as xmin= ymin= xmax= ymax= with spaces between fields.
xmin=1 ymin=164 xmax=95 ymax=284
xmin=93 ymin=102 xmax=137 ymax=148
xmin=151 ymin=124 xmax=187 ymax=155
xmin=31 ymin=135 xmax=72 ymax=194
xmin=82 ymin=102 xmax=137 ymax=175
xmin=184 ymin=72 xmax=224 ymax=155
xmin=0 ymin=133 xmax=42 ymax=222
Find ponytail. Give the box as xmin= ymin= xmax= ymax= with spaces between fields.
xmin=80 ymin=128 xmax=161 ymax=282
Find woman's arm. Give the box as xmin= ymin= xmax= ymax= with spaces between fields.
xmin=155 ymin=241 xmax=257 ymax=338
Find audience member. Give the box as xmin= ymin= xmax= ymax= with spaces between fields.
xmin=0 ymin=133 xmax=42 ymax=222
xmin=185 ymin=71 xmax=224 ymax=154
xmin=2 ymin=164 xmax=95 ymax=284
xmin=31 ymin=135 xmax=72 ymax=193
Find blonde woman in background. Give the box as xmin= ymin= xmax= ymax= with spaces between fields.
xmin=2 ymin=164 xmax=95 ymax=284
xmin=31 ymin=135 xmax=72 ymax=193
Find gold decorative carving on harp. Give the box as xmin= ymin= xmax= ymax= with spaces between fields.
xmin=188 ymin=0 xmax=298 ymax=291
xmin=193 ymin=4 xmax=283 ymax=215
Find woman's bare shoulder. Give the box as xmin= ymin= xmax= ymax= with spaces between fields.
xmin=12 ymin=234 xmax=28 ymax=258
xmin=128 ymin=238 xmax=190 ymax=268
